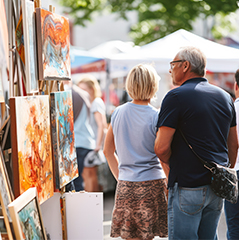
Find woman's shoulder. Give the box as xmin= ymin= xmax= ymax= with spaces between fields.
xmin=111 ymin=102 xmax=130 ymax=118
xmin=92 ymin=97 xmax=105 ymax=106
xmin=91 ymin=97 xmax=106 ymax=111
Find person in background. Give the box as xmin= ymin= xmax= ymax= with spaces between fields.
xmin=154 ymin=46 xmax=238 ymax=240
xmin=103 ymin=64 xmax=168 ymax=240
xmin=64 ymin=82 xmax=96 ymax=192
xmin=102 ymin=83 xmax=120 ymax=107
xmin=224 ymin=69 xmax=239 ymax=240
xmin=78 ymin=75 xmax=107 ymax=192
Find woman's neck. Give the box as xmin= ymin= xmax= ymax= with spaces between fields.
xmin=132 ymin=99 xmax=150 ymax=105
xmin=90 ymin=96 xmax=95 ymax=103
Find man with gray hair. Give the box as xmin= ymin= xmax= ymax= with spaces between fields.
xmin=154 ymin=46 xmax=238 ymax=239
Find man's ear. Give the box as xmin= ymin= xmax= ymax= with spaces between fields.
xmin=235 ymin=82 xmax=239 ymax=91
xmin=182 ymin=61 xmax=190 ymax=73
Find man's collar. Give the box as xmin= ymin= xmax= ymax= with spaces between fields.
xmin=181 ymin=77 xmax=207 ymax=86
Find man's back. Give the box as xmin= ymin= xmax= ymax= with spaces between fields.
xmin=158 ymin=77 xmax=236 ymax=187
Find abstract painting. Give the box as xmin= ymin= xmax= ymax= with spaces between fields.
xmin=10 ymin=96 xmax=54 ymax=204
xmin=8 ymin=187 xmax=47 ymax=240
xmin=15 ymin=14 xmax=25 ymax=65
xmin=50 ymin=90 xmax=78 ymax=189
xmin=22 ymin=0 xmax=38 ymax=93
xmin=36 ymin=8 xmax=71 ymax=81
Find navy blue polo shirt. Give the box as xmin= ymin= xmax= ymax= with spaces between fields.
xmin=157 ymin=78 xmax=236 ymax=188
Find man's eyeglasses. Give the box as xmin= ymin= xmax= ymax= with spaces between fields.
xmin=170 ymin=60 xmax=186 ymax=69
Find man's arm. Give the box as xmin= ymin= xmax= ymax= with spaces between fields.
xmin=227 ymin=126 xmax=238 ymax=168
xmin=103 ymin=124 xmax=119 ymax=181
xmin=154 ymin=126 xmax=175 ymax=177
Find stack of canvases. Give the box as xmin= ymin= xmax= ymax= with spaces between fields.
xmin=0 ymin=0 xmax=79 ymax=239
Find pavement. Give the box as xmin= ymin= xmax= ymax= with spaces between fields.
xmin=103 ymin=191 xmax=228 ymax=240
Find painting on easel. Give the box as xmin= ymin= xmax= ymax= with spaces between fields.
xmin=22 ymin=0 xmax=38 ymax=93
xmin=10 ymin=96 xmax=54 ymax=204
xmin=50 ymin=90 xmax=78 ymax=189
xmin=36 ymin=8 xmax=71 ymax=81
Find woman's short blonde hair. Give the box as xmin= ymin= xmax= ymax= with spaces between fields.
xmin=126 ymin=64 xmax=160 ymax=100
xmin=78 ymin=74 xmax=102 ymax=98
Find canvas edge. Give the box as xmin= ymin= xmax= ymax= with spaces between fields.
xmin=9 ymin=98 xmax=20 ymax=199
xmin=50 ymin=92 xmax=60 ymax=190
xmin=22 ymin=0 xmax=39 ymax=93
xmin=35 ymin=8 xmax=43 ymax=81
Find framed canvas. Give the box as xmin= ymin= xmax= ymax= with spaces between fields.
xmin=50 ymin=90 xmax=78 ymax=189
xmin=10 ymin=95 xmax=54 ymax=204
xmin=8 ymin=187 xmax=47 ymax=240
xmin=22 ymin=0 xmax=38 ymax=93
xmin=36 ymin=8 xmax=71 ymax=81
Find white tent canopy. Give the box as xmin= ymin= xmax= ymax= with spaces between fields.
xmin=89 ymin=40 xmax=140 ymax=58
xmin=108 ymin=29 xmax=239 ymax=78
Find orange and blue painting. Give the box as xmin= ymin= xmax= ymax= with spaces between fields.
xmin=50 ymin=91 xmax=78 ymax=189
xmin=14 ymin=96 xmax=54 ymax=204
xmin=36 ymin=8 xmax=71 ymax=81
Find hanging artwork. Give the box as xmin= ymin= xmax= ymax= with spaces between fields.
xmin=50 ymin=90 xmax=78 ymax=189
xmin=22 ymin=0 xmax=39 ymax=93
xmin=10 ymin=95 xmax=54 ymax=204
xmin=36 ymin=8 xmax=71 ymax=81
xmin=8 ymin=187 xmax=47 ymax=240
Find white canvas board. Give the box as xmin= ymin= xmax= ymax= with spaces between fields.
xmin=40 ymin=192 xmax=62 ymax=240
xmin=65 ymin=192 xmax=103 ymax=240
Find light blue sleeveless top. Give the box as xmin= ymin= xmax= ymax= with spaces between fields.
xmin=111 ymin=102 xmax=165 ymax=182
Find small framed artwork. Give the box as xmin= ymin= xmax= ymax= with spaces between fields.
xmin=8 ymin=187 xmax=47 ymax=240
xmin=22 ymin=0 xmax=39 ymax=93
xmin=36 ymin=8 xmax=71 ymax=81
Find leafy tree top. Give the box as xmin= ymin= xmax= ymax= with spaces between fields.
xmin=57 ymin=0 xmax=239 ymax=45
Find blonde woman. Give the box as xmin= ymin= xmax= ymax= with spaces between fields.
xmin=103 ymin=64 xmax=168 ymax=240
xmin=78 ymin=75 xmax=107 ymax=192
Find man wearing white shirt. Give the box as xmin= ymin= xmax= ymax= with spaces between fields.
xmin=224 ymin=69 xmax=239 ymax=240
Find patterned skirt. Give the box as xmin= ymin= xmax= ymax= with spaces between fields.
xmin=110 ymin=179 xmax=168 ymax=240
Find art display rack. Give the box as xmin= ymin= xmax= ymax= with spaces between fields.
xmin=0 ymin=0 xmax=85 ymax=239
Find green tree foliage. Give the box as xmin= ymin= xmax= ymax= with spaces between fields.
xmin=57 ymin=0 xmax=106 ymax=26
xmin=57 ymin=0 xmax=239 ymax=45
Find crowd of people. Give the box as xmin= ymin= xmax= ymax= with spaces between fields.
xmin=67 ymin=46 xmax=239 ymax=240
